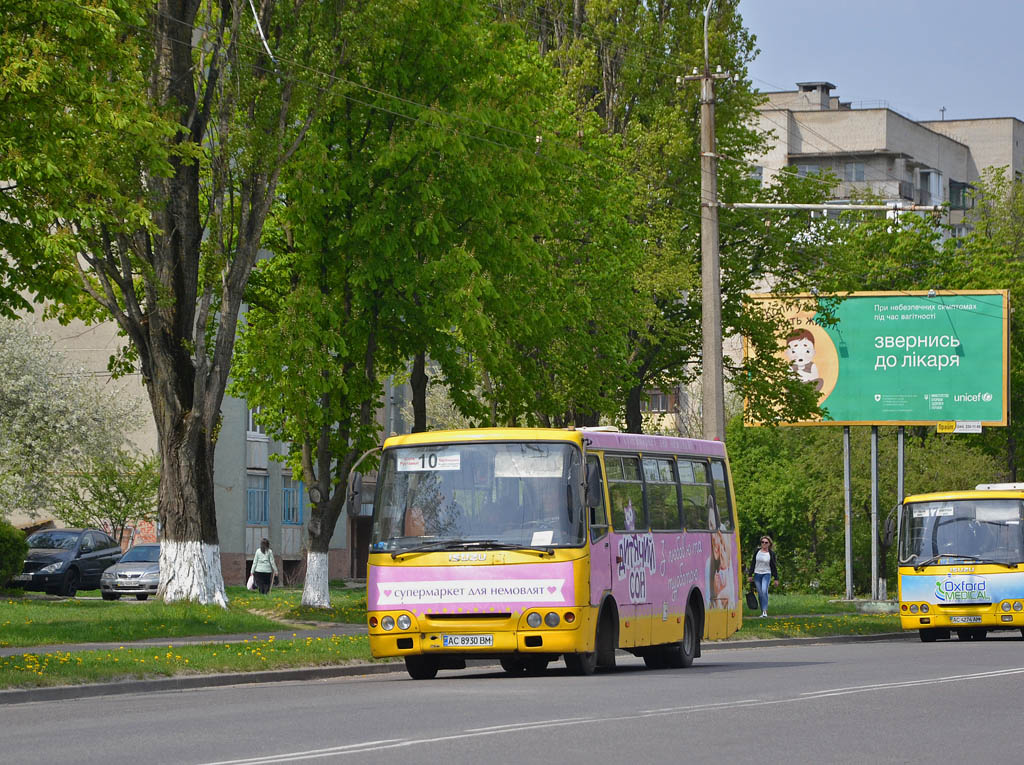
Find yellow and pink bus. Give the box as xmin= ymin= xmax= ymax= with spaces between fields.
xmin=366 ymin=427 xmax=742 ymax=679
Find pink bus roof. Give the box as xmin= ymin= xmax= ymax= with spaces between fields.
xmin=580 ymin=429 xmax=727 ymax=458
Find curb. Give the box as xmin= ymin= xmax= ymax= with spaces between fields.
xmin=0 ymin=632 xmax=913 ymax=706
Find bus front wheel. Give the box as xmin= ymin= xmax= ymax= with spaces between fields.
xmin=566 ymin=650 xmax=597 ymax=675
xmin=919 ymin=628 xmax=940 ymax=642
xmin=404 ymin=655 xmax=439 ymax=680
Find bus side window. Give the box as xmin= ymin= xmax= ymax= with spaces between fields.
xmin=710 ymin=460 xmax=735 ymax=531
xmin=608 ymin=455 xmax=645 ymax=532
xmin=587 ymin=455 xmax=609 ymax=540
xmin=644 ymin=457 xmax=680 ymax=531
xmin=679 ymin=459 xmax=711 ymax=530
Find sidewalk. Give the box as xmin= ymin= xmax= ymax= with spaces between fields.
xmin=0 ymin=625 xmax=911 ymax=706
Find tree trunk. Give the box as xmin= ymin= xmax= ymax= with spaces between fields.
xmin=625 ymin=384 xmax=644 ymax=433
xmin=411 ymin=351 xmax=428 ymax=433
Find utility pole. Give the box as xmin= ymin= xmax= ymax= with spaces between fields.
xmin=684 ymin=1 xmax=729 ymax=442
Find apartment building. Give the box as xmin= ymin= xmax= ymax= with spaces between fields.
xmin=752 ymin=81 xmax=1024 ymax=233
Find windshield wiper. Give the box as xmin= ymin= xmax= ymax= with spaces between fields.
xmin=392 ymin=538 xmax=554 ymax=559
xmin=914 ymin=553 xmax=1018 ymax=571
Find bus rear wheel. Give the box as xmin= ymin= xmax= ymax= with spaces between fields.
xmin=664 ymin=607 xmax=697 ymax=669
xmin=404 ymin=655 xmax=439 ymax=680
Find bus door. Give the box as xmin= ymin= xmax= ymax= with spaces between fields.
xmin=606 ymin=454 xmax=648 ymax=648
xmin=587 ymin=455 xmax=612 ymax=604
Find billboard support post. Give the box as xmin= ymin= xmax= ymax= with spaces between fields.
xmin=871 ymin=426 xmax=879 ymax=600
xmin=843 ymin=426 xmax=853 ymax=600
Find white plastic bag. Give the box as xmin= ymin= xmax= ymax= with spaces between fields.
xmin=246 ymin=574 xmax=255 ymax=591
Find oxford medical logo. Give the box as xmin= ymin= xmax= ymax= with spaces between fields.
xmin=935 ymin=575 xmax=989 ymax=603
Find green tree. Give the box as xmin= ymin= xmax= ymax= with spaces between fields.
xmin=728 ymin=417 xmax=1006 ymax=596
xmin=946 ymin=167 xmax=1024 ymax=479
xmin=52 ymin=450 xmax=160 ymax=546
xmin=231 ymin=0 xmax=624 ymax=605
xmin=2 ymin=0 xmax=355 ymax=605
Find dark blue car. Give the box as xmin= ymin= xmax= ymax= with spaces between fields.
xmin=11 ymin=529 xmax=123 ymax=596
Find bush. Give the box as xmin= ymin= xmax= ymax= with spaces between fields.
xmin=0 ymin=519 xmax=28 ymax=587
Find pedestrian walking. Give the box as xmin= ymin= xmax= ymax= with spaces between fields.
xmin=747 ymin=535 xmax=779 ymax=617
xmin=251 ymin=538 xmax=278 ymax=595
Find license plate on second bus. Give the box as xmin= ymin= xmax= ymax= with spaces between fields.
xmin=442 ymin=634 xmax=493 ymax=647
xmin=950 ymin=616 xmax=982 ymax=623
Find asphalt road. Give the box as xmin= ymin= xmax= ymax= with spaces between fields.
xmin=3 ymin=634 xmax=1022 ymax=765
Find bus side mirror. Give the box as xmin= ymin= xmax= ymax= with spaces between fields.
xmin=585 ymin=462 xmax=602 ymax=509
xmin=347 ymin=473 xmax=362 ymax=518
xmin=883 ymin=505 xmax=899 ymax=547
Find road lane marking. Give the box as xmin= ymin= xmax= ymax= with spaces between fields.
xmin=194 ymin=665 xmax=1024 ymax=763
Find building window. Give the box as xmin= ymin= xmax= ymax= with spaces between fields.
xmin=796 ymin=163 xmax=819 ymax=177
xmin=282 ymin=476 xmax=304 ymax=525
xmin=247 ymin=473 xmax=269 ymax=525
xmin=749 ymin=165 xmax=763 ymax=184
xmin=949 ymin=180 xmax=972 ymax=210
xmin=844 ymin=162 xmax=865 ymax=182
xmin=640 ymin=391 xmax=670 ymax=413
xmin=247 ymin=406 xmax=266 ymax=437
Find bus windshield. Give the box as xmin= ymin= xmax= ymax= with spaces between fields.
xmin=371 ymin=441 xmax=585 ymax=552
xmin=899 ymin=498 xmax=1024 ymax=565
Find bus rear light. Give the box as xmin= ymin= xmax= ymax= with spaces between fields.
xmin=544 ymin=612 xmax=560 ymax=627
xmin=564 ymin=611 xmax=575 ymax=624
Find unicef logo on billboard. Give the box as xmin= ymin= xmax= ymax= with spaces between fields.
xmin=983 ymin=392 xmax=994 ymax=402
xmin=934 ymin=575 xmax=989 ymax=603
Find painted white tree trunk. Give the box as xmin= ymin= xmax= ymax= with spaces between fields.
xmin=158 ymin=540 xmax=228 ymax=607
xmin=301 ymin=551 xmax=331 ymax=608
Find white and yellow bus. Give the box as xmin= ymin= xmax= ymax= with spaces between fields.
xmin=365 ymin=427 xmax=742 ymax=679
xmin=898 ymin=483 xmax=1024 ymax=642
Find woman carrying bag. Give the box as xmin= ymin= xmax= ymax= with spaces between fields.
xmin=747 ymin=535 xmax=779 ymax=617
xmin=251 ymin=538 xmax=279 ymax=595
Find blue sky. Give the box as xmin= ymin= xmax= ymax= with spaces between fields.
xmin=737 ymin=1 xmax=1023 ymax=121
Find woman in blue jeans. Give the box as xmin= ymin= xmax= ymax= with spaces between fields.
xmin=747 ymin=535 xmax=779 ymax=617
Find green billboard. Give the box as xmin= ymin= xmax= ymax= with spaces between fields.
xmin=750 ymin=291 xmax=1009 ymax=426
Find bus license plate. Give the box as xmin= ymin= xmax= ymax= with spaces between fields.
xmin=442 ymin=634 xmax=493 ymax=647
xmin=950 ymin=616 xmax=982 ymax=623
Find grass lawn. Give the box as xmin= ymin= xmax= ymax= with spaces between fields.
xmin=0 ymin=633 xmax=381 ymax=689
xmin=735 ymin=591 xmax=901 ymax=639
xmin=0 ymin=583 xmax=367 ymax=649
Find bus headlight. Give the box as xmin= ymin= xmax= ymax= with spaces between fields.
xmin=544 ymin=612 xmax=560 ymax=627
xmin=526 ymin=612 xmax=542 ymax=628
xmin=397 ymin=614 xmax=412 ymax=630
xmin=909 ymin=604 xmax=919 ymax=614
xmin=1015 ymin=602 xmax=1024 ymax=612
xmin=920 ymin=603 xmax=929 ymax=613
xmin=1002 ymin=601 xmax=1012 ymax=612
xmin=381 ymin=615 xmax=395 ymax=631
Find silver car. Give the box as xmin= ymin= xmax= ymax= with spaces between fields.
xmin=100 ymin=544 xmax=160 ymax=601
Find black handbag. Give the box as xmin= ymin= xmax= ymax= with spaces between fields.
xmin=745 ymin=586 xmax=759 ymax=610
